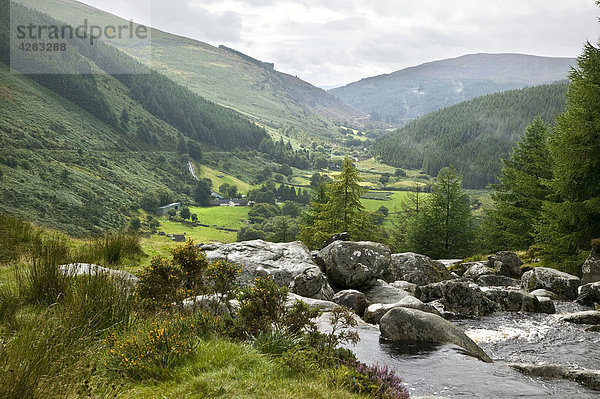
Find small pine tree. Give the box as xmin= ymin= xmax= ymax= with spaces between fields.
xmin=299 ymin=156 xmax=376 ymax=248
xmin=407 ymin=166 xmax=475 ymax=258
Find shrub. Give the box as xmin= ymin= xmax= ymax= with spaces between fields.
xmin=104 ymin=313 xmax=221 ymax=380
xmin=206 ymin=259 xmax=242 ymax=304
xmin=171 ymin=238 xmax=209 ymax=294
xmin=236 ymin=276 xmax=289 ymax=337
xmin=136 ymin=256 xmax=184 ymax=310
xmin=347 ymin=363 xmax=409 ymax=399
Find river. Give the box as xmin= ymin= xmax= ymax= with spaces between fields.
xmin=347 ymin=302 xmax=600 ymax=398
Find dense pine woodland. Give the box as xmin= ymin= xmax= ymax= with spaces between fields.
xmin=484 ymin=41 xmax=600 ymax=274
xmin=373 ymin=82 xmax=568 ymax=188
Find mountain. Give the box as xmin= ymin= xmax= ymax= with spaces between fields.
xmin=16 ymin=0 xmax=366 ymax=140
xmin=372 ymin=82 xmax=568 ymax=188
xmin=0 ymin=0 xmax=276 ymax=235
xmin=330 ymin=53 xmax=574 ymax=126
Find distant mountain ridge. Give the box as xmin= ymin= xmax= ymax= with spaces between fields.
xmin=330 ymin=53 xmax=574 ymax=126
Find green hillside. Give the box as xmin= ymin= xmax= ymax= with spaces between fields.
xmin=0 ymin=1 xmax=276 ymax=235
xmin=16 ymin=0 xmax=366 ymax=141
xmin=330 ymin=53 xmax=573 ymax=125
xmin=372 ymin=82 xmax=569 ymax=188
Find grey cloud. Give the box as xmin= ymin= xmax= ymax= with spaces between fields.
xmin=150 ymin=0 xmax=242 ymax=42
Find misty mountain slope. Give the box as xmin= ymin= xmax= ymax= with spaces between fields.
xmin=18 ymin=0 xmax=366 ymax=140
xmin=330 ymin=53 xmax=574 ymax=125
xmin=372 ymin=82 xmax=568 ymax=188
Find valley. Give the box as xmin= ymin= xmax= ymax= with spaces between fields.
xmin=1 ymin=1 xmax=599 ymax=398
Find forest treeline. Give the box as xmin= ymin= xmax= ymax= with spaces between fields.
xmin=373 ymin=82 xmax=568 ymax=188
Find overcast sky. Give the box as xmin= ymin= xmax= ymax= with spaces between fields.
xmin=80 ymin=0 xmax=599 ymax=88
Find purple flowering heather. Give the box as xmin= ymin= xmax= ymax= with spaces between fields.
xmin=351 ymin=362 xmax=409 ymax=399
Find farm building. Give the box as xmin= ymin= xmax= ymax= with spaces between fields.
xmin=156 ymin=202 xmax=181 ymax=215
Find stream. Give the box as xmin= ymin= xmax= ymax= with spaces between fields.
xmin=347 ymin=302 xmax=600 ymax=398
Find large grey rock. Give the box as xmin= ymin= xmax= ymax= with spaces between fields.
xmin=380 ymin=307 xmax=492 ymax=362
xmin=489 ymin=251 xmax=524 ymax=278
xmin=451 ymin=262 xmax=478 ymax=277
xmin=332 ymin=290 xmax=370 ymax=316
xmin=509 ymin=363 xmax=600 ymax=391
xmin=290 ymin=267 xmax=334 ymax=300
xmin=390 ymin=280 xmax=420 ymax=297
xmin=287 ymin=293 xmax=338 ymax=312
xmin=60 ymin=263 xmax=139 ymax=291
xmin=363 ymin=279 xmax=410 ymax=304
xmin=316 ymin=241 xmax=390 ymax=289
xmin=561 ymin=310 xmax=600 ymax=325
xmin=530 ymin=288 xmax=561 ymax=300
xmin=582 ymin=246 xmax=600 ymax=285
xmin=481 ymin=287 xmax=545 ymax=313
xmin=419 ymin=280 xmax=497 ymax=318
xmin=386 ymin=252 xmax=454 ymax=286
xmin=364 ymin=296 xmax=439 ymax=324
xmin=463 ymin=262 xmax=496 ymax=280
xmin=538 ymin=297 xmax=556 ymax=314
xmin=201 ymin=240 xmax=333 ymax=300
xmin=521 ymin=267 xmax=581 ymax=300
xmin=577 ymin=282 xmax=600 ymax=307
xmin=476 ymin=274 xmax=521 ymax=288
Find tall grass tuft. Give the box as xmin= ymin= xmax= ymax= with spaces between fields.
xmin=18 ymin=235 xmax=71 ymax=305
xmin=62 ymin=272 xmax=135 ymax=337
xmin=0 ymin=312 xmax=96 ymax=399
xmin=76 ymin=233 xmax=142 ymax=266
xmin=0 ymin=281 xmax=21 ymax=327
xmin=0 ymin=214 xmax=39 ymax=265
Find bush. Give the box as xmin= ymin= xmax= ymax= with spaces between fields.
xmin=104 ymin=312 xmax=225 ymax=381
xmin=136 ymin=256 xmax=184 ymax=310
xmin=104 ymin=317 xmax=198 ymax=380
xmin=171 ymin=238 xmax=209 ymax=293
xmin=206 ymin=259 xmax=242 ymax=303
xmin=236 ymin=276 xmax=289 ymax=337
xmin=235 ymin=276 xmax=320 ymax=340
xmin=347 ymin=363 xmax=409 ymax=399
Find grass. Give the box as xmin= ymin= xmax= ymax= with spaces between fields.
xmin=0 ymin=215 xmax=384 ymax=399
xmin=194 ymin=163 xmax=253 ymax=194
xmin=117 ymin=339 xmax=363 ymax=399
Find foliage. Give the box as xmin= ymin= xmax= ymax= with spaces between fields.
xmin=194 ymin=178 xmax=214 ymax=206
xmin=135 ymin=256 xmax=184 ymax=311
xmin=236 ymin=276 xmax=290 ymax=338
xmin=104 ymin=316 xmax=207 ymax=380
xmin=406 ymin=166 xmax=475 ymax=258
xmin=179 ymin=206 xmax=191 ymax=220
xmin=346 ymin=363 xmax=409 ymax=399
xmin=206 ymin=259 xmax=242 ymax=303
xmin=537 ymin=40 xmax=600 ymax=273
xmin=373 ymin=82 xmax=568 ymax=188
xmin=299 ymin=156 xmax=378 ymax=248
xmin=18 ymin=235 xmax=71 ymax=305
xmin=482 ymin=117 xmax=553 ymax=251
